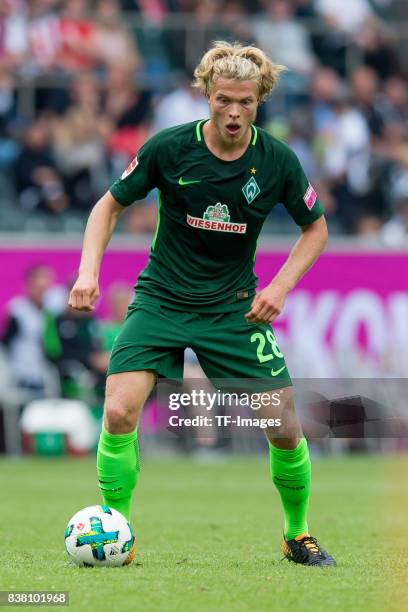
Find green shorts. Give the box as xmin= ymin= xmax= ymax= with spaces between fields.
xmin=108 ymin=299 xmax=292 ymax=390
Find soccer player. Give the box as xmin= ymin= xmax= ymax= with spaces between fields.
xmin=69 ymin=41 xmax=335 ymax=567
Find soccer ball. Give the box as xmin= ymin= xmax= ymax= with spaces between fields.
xmin=65 ymin=505 xmax=135 ymax=567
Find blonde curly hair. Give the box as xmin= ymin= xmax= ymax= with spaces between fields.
xmin=193 ymin=41 xmax=287 ymax=103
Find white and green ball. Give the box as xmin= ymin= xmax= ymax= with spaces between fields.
xmin=65 ymin=505 xmax=134 ymax=567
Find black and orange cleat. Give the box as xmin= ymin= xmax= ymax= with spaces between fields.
xmin=123 ymin=540 xmax=135 ymax=566
xmin=282 ymin=533 xmax=336 ymax=567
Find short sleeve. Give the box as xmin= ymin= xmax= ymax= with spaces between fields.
xmin=109 ymin=136 xmax=158 ymax=207
xmin=280 ymin=148 xmax=325 ymax=226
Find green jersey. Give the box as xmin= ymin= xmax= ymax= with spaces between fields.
xmin=109 ymin=120 xmax=324 ymax=312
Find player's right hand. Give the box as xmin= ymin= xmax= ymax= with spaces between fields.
xmin=68 ymin=275 xmax=100 ymax=312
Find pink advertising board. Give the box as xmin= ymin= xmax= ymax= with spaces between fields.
xmin=1 ymin=246 xmax=407 ymax=376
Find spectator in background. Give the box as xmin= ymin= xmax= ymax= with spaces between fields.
xmin=103 ymin=66 xmax=151 ymax=173
xmin=0 ymin=65 xmax=14 ymax=124
xmin=381 ymin=194 xmax=408 ymax=247
xmin=27 ymin=0 xmax=69 ymax=114
xmin=310 ymin=67 xmax=343 ymax=137
xmin=315 ymin=0 xmax=373 ymax=36
xmin=285 ymin=107 xmax=336 ymax=219
xmin=50 ymin=73 xmax=111 ymax=210
xmin=367 ymin=120 xmax=408 ymax=231
xmin=313 ymin=1 xmax=399 ymax=80
xmin=1 ymin=265 xmax=55 ymax=396
xmin=161 ymin=0 xmax=254 ymax=79
xmin=355 ymin=17 xmax=400 ymax=80
xmin=350 ymin=73 xmax=408 ymax=234
xmin=68 ymin=70 xmax=104 ymax=116
xmin=99 ymin=282 xmax=132 ymax=354
xmin=27 ymin=0 xmax=61 ymax=72
xmin=104 ymin=67 xmax=151 ymax=129
xmin=286 ymin=107 xmax=318 ymax=180
xmin=380 ymin=76 xmax=408 ymax=126
xmin=220 ymin=0 xmax=254 ymax=46
xmin=350 ymin=66 xmax=384 ymax=139
xmin=14 ymin=117 xmax=69 ymax=213
xmin=381 ymin=122 xmax=408 ymax=198
xmin=310 ymin=25 xmax=347 ymax=75
xmin=93 ymin=0 xmax=140 ymax=72
xmin=152 ymin=76 xmax=208 ymax=132
xmin=323 ymin=93 xmax=372 ymax=233
xmin=0 ymin=0 xmax=27 ymax=71
xmin=43 ymin=279 xmax=107 ymax=399
xmin=294 ymin=0 xmax=316 ymax=18
xmin=0 ymin=66 xmax=17 ymax=168
xmin=162 ymin=0 xmax=230 ymax=74
xmin=119 ymin=0 xmax=169 ymax=19
xmin=57 ymin=0 xmax=98 ymax=72
xmin=252 ymin=0 xmax=316 ymax=77
xmin=310 ymin=69 xmax=373 ymax=232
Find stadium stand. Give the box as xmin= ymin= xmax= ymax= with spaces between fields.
xmin=0 ymin=0 xmax=406 ymax=239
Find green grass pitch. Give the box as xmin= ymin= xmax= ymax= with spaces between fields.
xmin=1 ymin=453 xmax=407 ymax=611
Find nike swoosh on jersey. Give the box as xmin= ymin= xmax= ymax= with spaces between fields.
xmin=178 ymin=177 xmax=201 ymax=186
xmin=271 ymin=366 xmax=286 ymax=377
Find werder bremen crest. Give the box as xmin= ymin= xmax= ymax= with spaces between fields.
xmin=203 ymin=202 xmax=230 ymax=222
xmin=242 ymin=176 xmax=261 ymax=205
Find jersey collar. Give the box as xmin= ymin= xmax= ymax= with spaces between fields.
xmin=195 ymin=119 xmax=258 ymax=146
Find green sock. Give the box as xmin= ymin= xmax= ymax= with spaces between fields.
xmin=96 ymin=426 xmax=140 ymax=521
xmin=269 ymin=438 xmax=311 ymax=540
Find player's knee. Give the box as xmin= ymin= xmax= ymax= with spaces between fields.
xmin=104 ymin=400 xmax=135 ymax=433
xmin=104 ymin=372 xmax=153 ymax=434
xmin=268 ymin=389 xmax=301 ymax=445
xmin=265 ymin=416 xmax=301 ymax=448
xmin=103 ymin=375 xmax=142 ymax=433
xmin=104 ymin=383 xmax=139 ymax=433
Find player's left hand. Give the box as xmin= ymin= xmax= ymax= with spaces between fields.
xmin=245 ymin=282 xmax=289 ymax=324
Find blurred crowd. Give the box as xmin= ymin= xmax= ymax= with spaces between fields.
xmin=0 ymin=263 xmax=132 ymax=401
xmin=0 ymin=0 xmax=407 ymax=241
